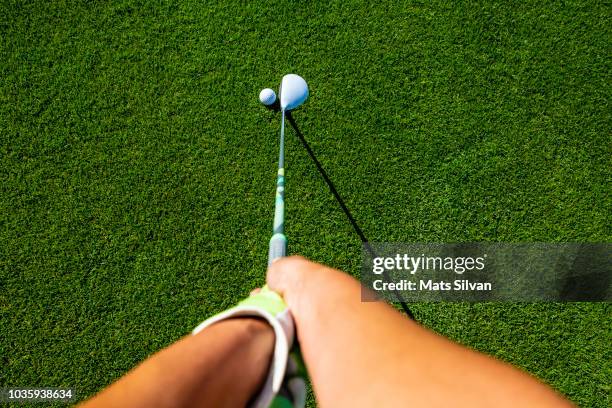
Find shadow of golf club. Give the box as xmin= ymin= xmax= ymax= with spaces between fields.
xmin=285 ymin=112 xmax=415 ymax=319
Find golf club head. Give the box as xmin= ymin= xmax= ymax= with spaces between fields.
xmin=279 ymin=74 xmax=308 ymax=112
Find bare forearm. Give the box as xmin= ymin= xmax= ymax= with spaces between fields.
xmin=269 ymin=256 xmax=573 ymax=408
xmin=80 ymin=318 xmax=274 ymax=408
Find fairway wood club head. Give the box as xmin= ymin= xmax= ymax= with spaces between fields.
xmin=280 ymin=74 xmax=308 ymax=112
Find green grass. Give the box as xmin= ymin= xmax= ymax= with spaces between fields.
xmin=1 ymin=0 xmax=610 ymax=406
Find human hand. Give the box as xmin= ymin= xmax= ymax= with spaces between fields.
xmin=266 ymin=256 xmax=365 ymax=331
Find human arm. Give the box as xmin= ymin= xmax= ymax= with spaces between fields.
xmin=267 ymin=256 xmax=574 ymax=408
xmin=79 ymin=318 xmax=274 ymax=408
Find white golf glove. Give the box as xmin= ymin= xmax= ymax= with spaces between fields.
xmin=192 ymin=286 xmax=306 ymax=408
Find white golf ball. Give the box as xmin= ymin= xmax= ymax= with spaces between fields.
xmin=259 ymin=88 xmax=276 ymax=106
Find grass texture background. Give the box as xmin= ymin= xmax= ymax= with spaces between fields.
xmin=1 ymin=1 xmax=610 ymax=406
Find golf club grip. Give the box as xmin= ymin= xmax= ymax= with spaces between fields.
xmin=268 ymin=233 xmax=287 ymax=266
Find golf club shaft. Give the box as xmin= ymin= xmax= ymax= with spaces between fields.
xmin=268 ymin=110 xmax=287 ymax=266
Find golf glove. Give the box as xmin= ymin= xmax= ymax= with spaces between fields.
xmin=192 ymin=286 xmax=306 ymax=408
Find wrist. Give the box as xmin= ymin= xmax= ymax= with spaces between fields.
xmin=192 ymin=288 xmax=296 ymax=408
xmin=212 ymin=317 xmax=274 ymax=339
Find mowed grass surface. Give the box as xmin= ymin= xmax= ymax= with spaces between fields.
xmin=1 ymin=0 xmax=610 ymax=406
